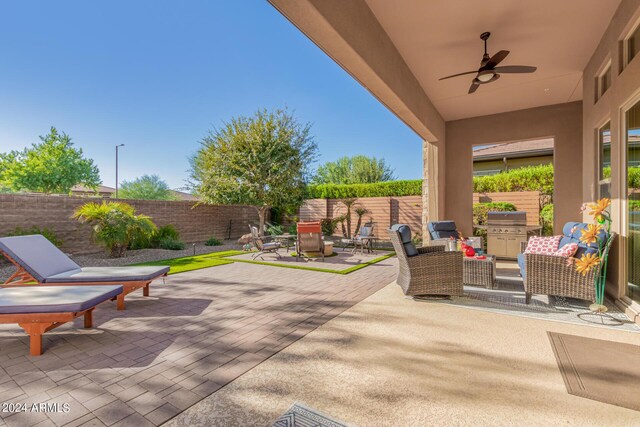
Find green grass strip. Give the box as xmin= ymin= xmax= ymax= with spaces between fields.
xmin=132 ymin=250 xmax=245 ymax=275
xmin=229 ymin=252 xmax=395 ymax=275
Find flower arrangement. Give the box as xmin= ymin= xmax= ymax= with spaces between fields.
xmin=576 ymin=198 xmax=613 ymax=310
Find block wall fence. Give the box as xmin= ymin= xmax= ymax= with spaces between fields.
xmin=0 ymin=194 xmax=261 ymax=255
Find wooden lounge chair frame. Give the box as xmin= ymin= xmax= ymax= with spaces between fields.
xmin=0 ymin=309 xmax=95 ymax=356
xmin=1 ymin=250 xmax=166 ymax=310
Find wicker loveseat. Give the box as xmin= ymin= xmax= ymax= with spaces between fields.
xmin=518 ymin=222 xmax=616 ymax=304
xmin=388 ymin=224 xmax=463 ymax=298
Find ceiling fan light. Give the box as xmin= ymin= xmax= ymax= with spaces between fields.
xmin=476 ymin=70 xmax=495 ymax=83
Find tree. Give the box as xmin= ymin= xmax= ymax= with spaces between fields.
xmin=0 ymin=127 xmax=101 ymax=194
xmin=190 ymin=108 xmax=318 ymax=231
xmin=313 ymin=155 xmax=396 ymax=184
xmin=118 ymin=174 xmax=178 ymax=200
xmin=73 ymin=201 xmax=157 ymax=257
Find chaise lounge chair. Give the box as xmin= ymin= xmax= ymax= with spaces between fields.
xmin=0 ymin=285 xmax=123 ymax=355
xmin=0 ymin=235 xmax=169 ymax=310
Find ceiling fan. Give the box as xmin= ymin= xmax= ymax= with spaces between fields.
xmin=439 ymin=32 xmax=537 ymax=94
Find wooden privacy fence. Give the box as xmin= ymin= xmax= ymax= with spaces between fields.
xmin=299 ymin=190 xmax=542 ymax=239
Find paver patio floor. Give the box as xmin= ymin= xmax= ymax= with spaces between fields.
xmin=0 ymin=258 xmax=397 ymax=426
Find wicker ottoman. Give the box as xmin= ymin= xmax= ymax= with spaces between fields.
xmin=463 ymin=255 xmax=496 ymax=289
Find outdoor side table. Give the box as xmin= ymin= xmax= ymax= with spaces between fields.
xmin=463 ymin=255 xmax=496 ymax=289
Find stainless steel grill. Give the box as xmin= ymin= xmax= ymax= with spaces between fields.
xmin=487 ymin=211 xmax=528 ymax=259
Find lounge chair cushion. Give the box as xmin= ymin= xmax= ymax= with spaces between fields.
xmin=45 ymin=266 xmax=170 ymax=283
xmin=0 ymin=235 xmax=81 ymax=282
xmin=0 ymin=285 xmax=123 ymax=314
xmin=391 ymin=224 xmax=418 ymax=257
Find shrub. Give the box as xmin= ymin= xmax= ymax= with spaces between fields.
xmin=73 ymin=201 xmax=157 ymax=257
xmin=266 ymin=223 xmax=284 ymax=236
xmin=129 ymin=224 xmax=182 ymax=250
xmin=540 ymin=204 xmax=554 ymax=236
xmin=7 ymin=226 xmax=62 ymax=247
xmin=205 ymin=236 xmax=222 ymax=246
xmin=157 ymin=237 xmax=185 ymax=250
xmin=473 ymin=164 xmax=554 ymax=195
xmin=320 ymin=218 xmax=337 ymax=236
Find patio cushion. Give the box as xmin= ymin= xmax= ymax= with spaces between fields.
xmin=0 ymin=285 xmax=123 ymax=314
xmin=45 ymin=266 xmax=170 ymax=283
xmin=391 ymin=224 xmax=418 ymax=257
xmin=261 ymin=242 xmax=280 ymax=250
xmin=427 ymin=221 xmax=459 ymax=240
xmin=523 ymin=235 xmax=562 ymax=255
xmin=517 ymin=252 xmax=526 ymax=279
xmin=0 ymin=235 xmax=81 ymax=282
xmin=560 ymin=222 xmax=608 ymax=258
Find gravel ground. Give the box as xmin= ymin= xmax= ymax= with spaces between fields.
xmin=0 ymin=241 xmax=242 ymax=282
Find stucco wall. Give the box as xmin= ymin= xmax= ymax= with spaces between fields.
xmin=582 ymin=0 xmax=640 ymax=301
xmin=444 ymin=102 xmax=583 ymax=237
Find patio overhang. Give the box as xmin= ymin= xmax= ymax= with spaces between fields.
xmin=269 ymin=0 xmax=640 ymax=310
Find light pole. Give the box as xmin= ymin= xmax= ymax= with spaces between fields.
xmin=115 ymin=144 xmax=125 ymax=198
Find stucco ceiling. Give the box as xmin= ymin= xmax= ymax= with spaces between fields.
xmin=365 ymin=0 xmax=621 ymax=121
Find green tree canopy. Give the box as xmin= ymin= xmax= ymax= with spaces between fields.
xmin=118 ymin=174 xmax=178 ymax=200
xmin=190 ymin=108 xmax=318 ymax=230
xmin=0 ymin=127 xmax=101 ymax=194
xmin=313 ymin=155 xmax=396 ymax=184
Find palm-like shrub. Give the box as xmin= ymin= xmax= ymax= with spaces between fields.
xmin=73 ymin=201 xmax=157 ymax=257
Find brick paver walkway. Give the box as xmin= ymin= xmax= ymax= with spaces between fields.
xmin=0 ymin=258 xmax=397 ymax=426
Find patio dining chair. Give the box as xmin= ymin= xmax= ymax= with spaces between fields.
xmin=249 ymin=226 xmax=282 ymax=259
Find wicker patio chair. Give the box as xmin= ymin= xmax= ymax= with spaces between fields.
xmin=519 ymin=222 xmax=617 ymax=303
xmin=388 ymin=224 xmax=463 ymax=298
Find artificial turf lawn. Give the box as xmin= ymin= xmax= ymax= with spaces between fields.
xmin=132 ymin=249 xmax=395 ymax=275
xmin=133 ymin=250 xmax=245 ymax=274
xmin=230 ymin=252 xmax=395 ymax=274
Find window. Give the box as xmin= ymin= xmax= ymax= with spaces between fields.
xmin=598 ymin=122 xmax=611 ymax=199
xmin=628 ymin=23 xmax=640 ymax=64
xmin=599 ymin=66 xmax=611 ymax=97
xmin=626 ymin=100 xmax=640 ymax=304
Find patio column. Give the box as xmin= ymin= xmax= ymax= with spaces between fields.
xmin=422 ymin=140 xmax=440 ymax=241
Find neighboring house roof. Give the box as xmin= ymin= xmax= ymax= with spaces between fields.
xmin=70 ymin=185 xmax=199 ymax=201
xmin=170 ymin=190 xmax=199 ymax=201
xmin=71 ymin=184 xmax=115 ymax=194
xmin=472 ymin=138 xmax=554 ymax=161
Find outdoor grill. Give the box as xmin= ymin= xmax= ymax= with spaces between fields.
xmin=486 ymin=211 xmax=528 ymax=259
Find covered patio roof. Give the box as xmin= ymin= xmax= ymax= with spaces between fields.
xmin=268 ymin=0 xmax=620 ymax=138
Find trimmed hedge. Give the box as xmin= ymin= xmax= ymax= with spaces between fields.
xmin=473 ymin=164 xmax=554 ymax=195
xmin=305 ymin=180 xmax=421 ymax=199
xmin=304 ymin=165 xmax=639 ymax=199
xmin=472 ymin=202 xmax=517 ymax=226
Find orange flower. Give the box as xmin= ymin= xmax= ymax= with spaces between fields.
xmin=575 ymin=253 xmax=601 ymax=276
xmin=588 ymin=198 xmax=611 ymax=222
xmin=579 ymin=224 xmax=603 ymax=245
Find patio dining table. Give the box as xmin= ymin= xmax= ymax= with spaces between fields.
xmin=271 ymin=234 xmax=296 ymax=251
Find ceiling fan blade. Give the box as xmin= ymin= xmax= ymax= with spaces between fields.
xmin=439 ymin=70 xmax=478 ymax=81
xmin=482 ymin=50 xmax=509 ymax=70
xmin=494 ymin=65 xmax=537 ymax=73
xmin=468 ymin=81 xmax=480 ymax=94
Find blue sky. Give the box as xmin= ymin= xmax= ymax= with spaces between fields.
xmin=0 ymin=1 xmax=422 ymax=190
